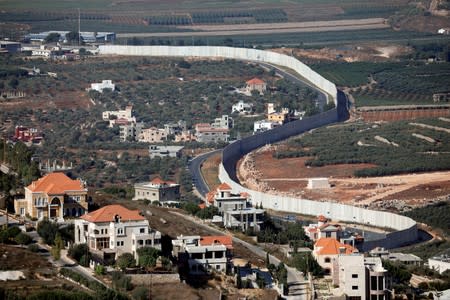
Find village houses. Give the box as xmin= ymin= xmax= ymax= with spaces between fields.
xmin=133 ymin=177 xmax=181 ymax=203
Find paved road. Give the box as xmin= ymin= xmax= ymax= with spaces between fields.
xmin=26 ymin=230 xmax=107 ymax=288
xmin=188 ymin=149 xmax=222 ymax=197
xmin=171 ymin=211 xmax=309 ymax=299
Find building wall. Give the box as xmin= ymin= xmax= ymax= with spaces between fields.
xmin=428 ymin=258 xmax=450 ymax=274
xmin=134 ymin=185 xmax=180 ymax=202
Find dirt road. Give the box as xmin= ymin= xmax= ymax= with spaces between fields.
xmin=117 ymin=18 xmax=389 ymax=38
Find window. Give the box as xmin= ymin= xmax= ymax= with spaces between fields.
xmin=352 ymin=286 xmax=358 ymax=290
xmin=324 ymin=257 xmax=331 ymax=263
xmin=216 ymin=265 xmax=221 ymax=270
xmin=378 ymin=276 xmax=384 ymax=291
xmin=371 ymin=276 xmax=377 ymax=290
xmin=140 ymin=228 xmax=145 ymax=234
xmin=352 ymin=274 xmax=358 ymax=278
xmin=117 ymin=228 xmax=124 ymax=235
xmin=215 ymin=251 xmax=224 ymax=258
xmin=205 ymin=251 xmax=213 ymax=259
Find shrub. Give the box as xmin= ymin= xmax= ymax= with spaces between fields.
xmin=15 ymin=232 xmax=32 ymax=245
xmin=27 ymin=243 xmax=40 ymax=252
xmin=95 ymin=264 xmax=106 ymax=275
xmin=116 ymin=253 xmax=136 ymax=270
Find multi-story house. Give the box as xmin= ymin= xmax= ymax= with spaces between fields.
xmin=304 ymin=215 xmax=342 ymax=242
xmin=133 ymin=177 xmax=180 ymax=202
xmin=194 ymin=123 xmax=229 ymax=143
xmin=103 ymin=105 xmax=136 ymax=128
xmin=231 ymin=101 xmax=253 ymax=115
xmin=312 ymin=237 xmax=358 ymax=276
xmin=245 ymin=77 xmax=266 ymax=94
xmin=212 ymin=115 xmax=233 ymax=129
xmin=74 ymin=204 xmax=161 ymax=264
xmin=172 ymin=235 xmax=232 ymax=274
xmin=14 ymin=172 xmax=88 ymax=220
xmin=206 ymin=183 xmax=264 ymax=231
xmin=119 ymin=122 xmax=144 ymax=142
xmin=334 ymin=255 xmax=388 ymax=300
xmin=138 ymin=127 xmax=168 ymax=143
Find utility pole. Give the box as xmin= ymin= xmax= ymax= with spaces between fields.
xmin=78 ymin=8 xmax=81 ymax=46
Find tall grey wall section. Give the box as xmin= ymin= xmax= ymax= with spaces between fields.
xmin=98 ymin=45 xmax=338 ymax=105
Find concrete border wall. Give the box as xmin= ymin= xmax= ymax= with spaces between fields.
xmin=98 ymin=45 xmax=338 ymax=105
xmin=98 ymin=45 xmax=417 ymax=251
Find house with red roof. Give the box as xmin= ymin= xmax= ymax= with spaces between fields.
xmin=313 ymin=237 xmax=358 ymax=276
xmin=245 ymin=77 xmax=266 ymax=94
xmin=133 ymin=177 xmax=180 ymax=203
xmin=14 ymin=172 xmax=88 ymax=220
xmin=304 ymin=215 xmax=342 ymax=242
xmin=74 ymin=204 xmax=161 ymax=264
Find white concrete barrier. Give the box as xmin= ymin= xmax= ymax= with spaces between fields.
xmin=98 ymin=45 xmax=338 ymax=105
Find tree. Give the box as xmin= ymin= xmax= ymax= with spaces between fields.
xmin=116 ymin=252 xmax=135 ymax=270
xmin=136 ymin=247 xmax=160 ymax=269
xmin=37 ymin=219 xmax=58 ymax=245
xmin=51 ymin=232 xmax=64 ymax=260
xmin=66 ymin=31 xmax=81 ymax=44
xmin=8 ymin=78 xmax=18 ymax=89
xmin=45 ymin=32 xmax=61 ymax=43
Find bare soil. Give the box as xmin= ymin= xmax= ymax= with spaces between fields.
xmin=238 ymin=148 xmax=450 ymax=209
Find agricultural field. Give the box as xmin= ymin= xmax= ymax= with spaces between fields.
xmin=0 ymin=0 xmax=415 ymax=36
xmin=239 ymin=118 xmax=450 ymax=207
xmin=275 ymin=119 xmax=450 ymax=177
xmin=311 ymin=60 xmax=450 ymax=106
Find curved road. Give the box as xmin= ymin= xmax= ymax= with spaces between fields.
xmin=188 ymin=149 xmax=222 ymax=197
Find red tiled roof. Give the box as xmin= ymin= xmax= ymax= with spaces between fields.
xmin=240 ymin=192 xmax=250 ymax=198
xmin=198 ymin=203 xmax=206 ymax=209
xmin=217 ymin=182 xmax=232 ymax=191
xmin=314 ymin=238 xmax=357 ymax=255
xmin=27 ymin=172 xmax=86 ymax=195
xmin=150 ymin=177 xmax=175 ymax=185
xmin=246 ymin=77 xmax=265 ymax=85
xmin=206 ymin=191 xmax=216 ymax=204
xmin=80 ymin=204 xmax=145 ymax=223
xmin=200 ymin=235 xmax=233 ymax=249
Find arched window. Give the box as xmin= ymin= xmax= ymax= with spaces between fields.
xmin=51 ymin=197 xmax=61 ymax=205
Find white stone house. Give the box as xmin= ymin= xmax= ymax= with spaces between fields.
xmin=90 ymin=80 xmax=115 ymax=93
xmin=172 ymin=235 xmax=233 ymax=274
xmin=232 ymin=101 xmax=253 ymax=114
xmin=74 ymin=204 xmax=161 ymax=264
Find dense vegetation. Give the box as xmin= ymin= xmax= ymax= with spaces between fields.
xmin=403 ymin=201 xmax=450 ymax=236
xmin=274 ymin=119 xmax=450 ymax=177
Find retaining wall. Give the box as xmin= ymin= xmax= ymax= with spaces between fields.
xmin=98 ymin=45 xmax=338 ymax=105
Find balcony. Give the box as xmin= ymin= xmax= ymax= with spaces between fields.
xmin=34 ymin=202 xmax=48 ymax=208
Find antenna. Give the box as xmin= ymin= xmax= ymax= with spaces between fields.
xmin=78 ymin=8 xmax=81 ymax=46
